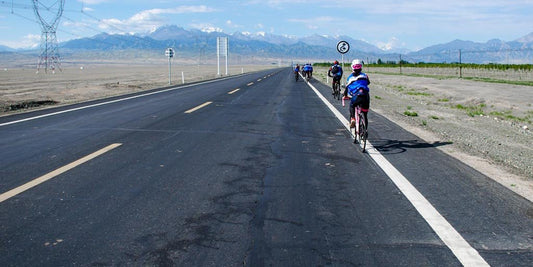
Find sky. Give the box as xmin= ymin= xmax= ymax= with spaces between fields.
xmin=1 ymin=0 xmax=533 ymax=51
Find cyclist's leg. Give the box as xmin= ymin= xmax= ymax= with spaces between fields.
xmin=349 ymin=97 xmax=357 ymax=127
xmin=349 ymin=100 xmax=356 ymax=119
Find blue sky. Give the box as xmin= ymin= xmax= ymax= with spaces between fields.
xmin=1 ymin=0 xmax=533 ymax=51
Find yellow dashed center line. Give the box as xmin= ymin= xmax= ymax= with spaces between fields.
xmin=228 ymin=88 xmax=240 ymax=94
xmin=185 ymin=101 xmax=213 ymax=113
xmin=0 ymin=143 xmax=122 ymax=203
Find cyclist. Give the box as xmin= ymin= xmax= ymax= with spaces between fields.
xmin=302 ymin=63 xmax=311 ymax=80
xmin=294 ymin=64 xmax=300 ymax=80
xmin=344 ymin=59 xmax=370 ymax=129
xmin=328 ymin=60 xmax=343 ymax=95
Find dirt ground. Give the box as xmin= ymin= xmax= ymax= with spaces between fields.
xmin=1 ymin=64 xmax=532 ymax=202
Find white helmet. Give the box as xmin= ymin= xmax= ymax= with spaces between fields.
xmin=351 ymin=59 xmax=363 ymax=70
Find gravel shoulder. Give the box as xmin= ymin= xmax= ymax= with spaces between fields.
xmin=313 ymin=68 xmax=533 ymax=202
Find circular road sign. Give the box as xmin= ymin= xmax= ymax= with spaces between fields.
xmin=165 ymin=48 xmax=174 ymax=58
xmin=336 ymin=41 xmax=350 ymax=54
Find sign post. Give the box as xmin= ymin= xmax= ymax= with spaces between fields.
xmin=165 ymin=48 xmax=174 ymax=85
xmin=336 ymin=41 xmax=350 ymax=85
xmin=217 ymin=37 xmax=228 ymax=76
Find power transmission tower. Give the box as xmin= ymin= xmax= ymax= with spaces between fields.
xmin=32 ymin=0 xmax=65 ymax=73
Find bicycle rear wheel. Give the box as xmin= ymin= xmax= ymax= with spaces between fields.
xmin=358 ymin=113 xmax=367 ymax=152
xmin=334 ymin=83 xmax=340 ymax=100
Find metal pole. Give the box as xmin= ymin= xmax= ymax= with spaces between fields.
xmin=399 ymin=54 xmax=402 ymax=74
xmin=341 ymin=54 xmax=344 ymax=86
xmin=217 ymin=37 xmax=220 ymax=76
xmin=225 ymin=38 xmax=228 ymax=76
xmin=459 ymin=49 xmax=462 ymax=78
xmin=168 ymin=56 xmax=171 ymax=85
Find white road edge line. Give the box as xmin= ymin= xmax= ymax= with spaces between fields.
xmin=305 ymin=80 xmax=489 ymax=267
xmin=184 ymin=101 xmax=213 ymax=114
xmin=0 ymin=143 xmax=122 ymax=203
xmin=0 ymin=76 xmax=239 ymax=127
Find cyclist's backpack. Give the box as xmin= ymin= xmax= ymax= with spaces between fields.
xmin=332 ymin=65 xmax=339 ymax=74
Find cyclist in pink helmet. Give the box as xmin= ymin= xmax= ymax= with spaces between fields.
xmin=344 ymin=59 xmax=370 ymax=128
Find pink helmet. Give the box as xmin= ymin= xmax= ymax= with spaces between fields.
xmin=351 ymin=59 xmax=363 ymax=70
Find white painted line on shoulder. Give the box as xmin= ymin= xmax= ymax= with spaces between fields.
xmin=306 ymin=82 xmax=489 ymax=267
xmin=0 ymin=143 xmax=122 ymax=203
xmin=228 ymin=88 xmax=240 ymax=95
xmin=184 ymin=101 xmax=213 ymax=114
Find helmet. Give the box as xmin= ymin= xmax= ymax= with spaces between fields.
xmin=351 ymin=59 xmax=363 ymax=70
xmin=334 ymin=60 xmax=339 ymax=65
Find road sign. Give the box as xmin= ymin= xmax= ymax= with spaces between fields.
xmin=337 ymin=41 xmax=350 ymax=54
xmin=165 ymin=48 xmax=174 ymax=58
xmin=165 ymin=48 xmax=174 ymax=85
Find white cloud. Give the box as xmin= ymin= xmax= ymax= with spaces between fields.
xmin=0 ymin=34 xmax=40 ymax=49
xmin=226 ymin=20 xmax=244 ymax=29
xmin=77 ymin=0 xmax=111 ymax=4
xmin=376 ymin=37 xmax=404 ymax=51
xmin=98 ymin=6 xmax=216 ymax=34
xmin=190 ymin=23 xmax=223 ymax=33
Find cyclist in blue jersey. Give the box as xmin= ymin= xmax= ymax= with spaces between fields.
xmin=328 ymin=60 xmax=343 ymax=94
xmin=294 ymin=64 xmax=300 ymax=81
xmin=303 ymin=63 xmax=312 ymax=80
xmin=344 ymin=59 xmax=370 ymax=128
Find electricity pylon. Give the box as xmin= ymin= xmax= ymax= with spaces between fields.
xmin=32 ymin=0 xmax=65 ymax=73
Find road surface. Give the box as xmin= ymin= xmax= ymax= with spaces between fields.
xmin=1 ymin=68 xmax=531 ymax=266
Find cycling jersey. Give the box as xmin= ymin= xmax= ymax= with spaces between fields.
xmin=330 ymin=64 xmax=343 ymax=77
xmin=346 ymin=72 xmax=370 ymax=97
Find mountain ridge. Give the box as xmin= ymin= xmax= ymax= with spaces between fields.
xmin=2 ymin=25 xmax=532 ymax=64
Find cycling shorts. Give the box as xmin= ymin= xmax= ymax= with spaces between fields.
xmin=351 ymin=93 xmax=370 ymax=111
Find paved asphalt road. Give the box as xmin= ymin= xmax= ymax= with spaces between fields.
xmin=1 ymin=68 xmax=532 ymax=266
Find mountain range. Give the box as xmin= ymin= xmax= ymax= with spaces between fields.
xmin=3 ymin=25 xmax=533 ymax=64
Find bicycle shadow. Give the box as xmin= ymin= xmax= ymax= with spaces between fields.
xmin=370 ymin=139 xmax=452 ymax=155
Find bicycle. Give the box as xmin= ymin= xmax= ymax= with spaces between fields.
xmin=332 ymin=79 xmax=341 ymax=100
xmin=343 ymin=96 xmax=368 ymax=152
xmin=294 ymin=71 xmax=299 ymax=81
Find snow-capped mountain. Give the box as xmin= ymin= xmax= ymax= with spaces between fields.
xmin=7 ymin=25 xmax=530 ymax=64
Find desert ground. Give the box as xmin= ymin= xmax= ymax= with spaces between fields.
xmin=1 ymin=64 xmax=532 ymax=201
